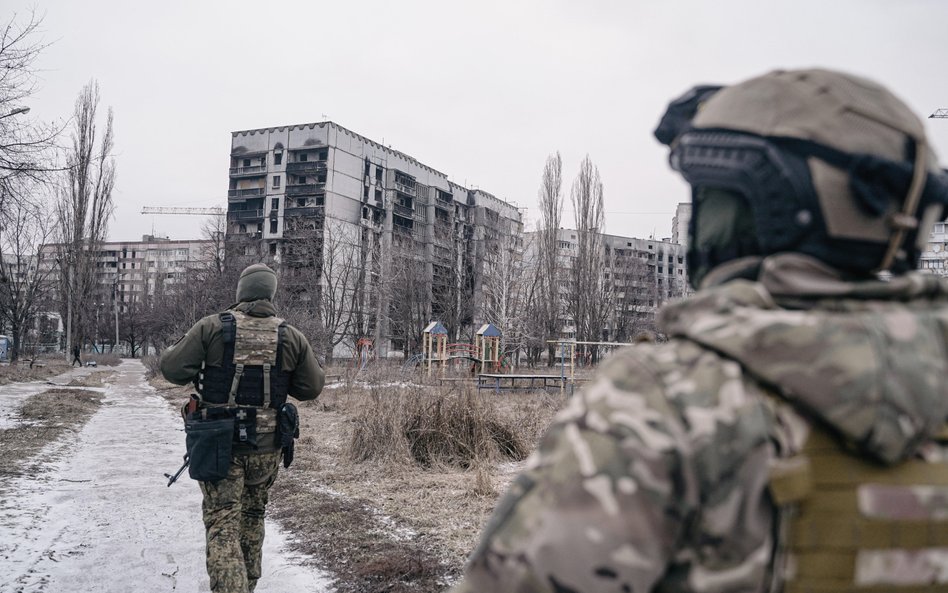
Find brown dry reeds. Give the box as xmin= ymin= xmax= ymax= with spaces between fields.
xmin=347 ymin=384 xmax=532 ymax=469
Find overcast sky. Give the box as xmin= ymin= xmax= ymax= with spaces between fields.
xmin=11 ymin=0 xmax=948 ymax=242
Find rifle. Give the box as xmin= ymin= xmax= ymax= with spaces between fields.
xmin=165 ymin=454 xmax=190 ymax=487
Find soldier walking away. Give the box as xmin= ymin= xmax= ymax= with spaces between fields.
xmin=451 ymin=69 xmax=948 ymax=593
xmin=160 ymin=263 xmax=324 ymax=593
xmin=71 ymin=344 xmax=81 ymax=367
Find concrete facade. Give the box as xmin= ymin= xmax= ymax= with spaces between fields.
xmin=41 ymin=235 xmax=213 ymax=312
xmin=226 ymin=121 xmax=522 ymax=356
xmin=524 ymin=229 xmax=689 ymax=340
xmin=672 ymin=202 xmax=691 ymax=248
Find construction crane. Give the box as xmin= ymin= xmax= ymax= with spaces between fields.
xmin=930 ymin=109 xmax=948 ymax=119
xmin=141 ymin=206 xmax=224 ymax=215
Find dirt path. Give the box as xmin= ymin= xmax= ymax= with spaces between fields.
xmin=0 ymin=359 xmax=332 ymax=593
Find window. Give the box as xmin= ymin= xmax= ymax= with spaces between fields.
xmin=376 ymin=167 xmax=383 ymax=183
xmin=272 ymin=175 xmax=281 ymax=189
xmin=274 ymin=152 xmax=283 ymax=165
xmin=318 ymin=149 xmax=328 ymax=160
xmin=269 ymin=243 xmax=277 ymax=255
xmin=270 ymin=219 xmax=278 ymax=233
xmin=299 ymin=153 xmax=308 ymax=162
xmin=297 ymin=198 xmax=306 ymax=207
xmin=243 ymin=159 xmax=251 ymax=167
xmin=317 ymin=173 xmax=326 ymax=183
xmin=271 ymin=198 xmax=279 ymax=211
xmin=239 ymin=224 xmax=247 ymax=233
xmin=375 ymin=189 xmax=382 ymax=201
xmin=298 ymin=175 xmax=307 ymax=184
xmin=363 ymin=186 xmax=369 ymax=199
xmin=364 ymin=159 xmax=371 ymax=177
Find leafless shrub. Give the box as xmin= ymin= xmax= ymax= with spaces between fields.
xmin=347 ymin=384 xmax=531 ymax=469
xmin=141 ymin=355 xmax=160 ymax=378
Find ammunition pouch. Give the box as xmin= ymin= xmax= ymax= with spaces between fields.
xmin=185 ymin=412 xmax=234 ymax=482
xmin=277 ymin=402 xmax=300 ymax=468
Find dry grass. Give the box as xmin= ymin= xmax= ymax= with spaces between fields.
xmin=0 ymin=388 xmax=104 ymax=480
xmin=0 ymin=358 xmax=71 ymax=385
xmin=348 ymin=384 xmax=532 ymax=470
xmin=268 ymin=379 xmax=565 ymax=591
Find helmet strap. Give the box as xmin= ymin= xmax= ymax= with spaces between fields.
xmin=878 ymin=140 xmax=928 ymax=272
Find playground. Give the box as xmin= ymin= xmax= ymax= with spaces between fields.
xmin=343 ymin=321 xmax=638 ymax=395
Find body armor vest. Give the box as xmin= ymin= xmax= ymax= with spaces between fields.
xmin=770 ymin=423 xmax=948 ymax=592
xmin=197 ymin=311 xmax=291 ymax=410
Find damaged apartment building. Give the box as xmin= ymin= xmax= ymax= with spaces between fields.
xmin=226 ymin=121 xmax=522 ymax=357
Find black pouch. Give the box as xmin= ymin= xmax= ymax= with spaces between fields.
xmin=277 ymin=403 xmax=300 ymax=468
xmin=185 ymin=415 xmax=234 ymax=482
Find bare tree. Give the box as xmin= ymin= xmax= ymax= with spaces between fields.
xmin=0 ymin=193 xmax=55 ymax=360
xmin=55 ymin=80 xmax=115 ymax=355
xmin=531 ymin=152 xmax=564 ymax=365
xmin=279 ymin=217 xmax=365 ymax=362
xmin=387 ymin=241 xmax=430 ymax=357
xmin=480 ymin=228 xmax=529 ymax=369
xmin=0 ymin=10 xmax=59 ymax=208
xmin=567 ymin=155 xmax=609 ymax=363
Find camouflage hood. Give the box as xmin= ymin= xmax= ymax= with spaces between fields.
xmin=660 ymin=253 xmax=948 ymax=464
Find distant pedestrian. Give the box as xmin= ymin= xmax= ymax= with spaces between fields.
xmin=71 ymin=344 xmax=81 ymax=367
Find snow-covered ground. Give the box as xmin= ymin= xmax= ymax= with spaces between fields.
xmin=0 ymin=360 xmax=333 ymax=592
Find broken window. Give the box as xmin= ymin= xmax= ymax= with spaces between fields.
xmin=271 ymin=198 xmax=279 ymax=211
xmin=272 ymin=175 xmax=281 ymax=189
xmin=274 ymin=152 xmax=283 ymax=165
xmin=270 ymin=219 xmax=278 ymax=233
xmin=299 ymin=153 xmax=308 ymax=162
xmin=269 ymin=243 xmax=277 ymax=255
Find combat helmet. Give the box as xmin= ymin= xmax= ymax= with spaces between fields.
xmin=654 ymin=68 xmax=948 ymax=287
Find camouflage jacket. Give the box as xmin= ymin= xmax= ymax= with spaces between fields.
xmin=453 ymin=254 xmax=948 ymax=593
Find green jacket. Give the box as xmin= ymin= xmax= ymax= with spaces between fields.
xmin=159 ymin=299 xmax=324 ymax=401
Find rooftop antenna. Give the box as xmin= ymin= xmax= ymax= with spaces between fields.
xmin=929 ymin=109 xmax=948 ymax=119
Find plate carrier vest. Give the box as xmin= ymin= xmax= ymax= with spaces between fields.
xmin=196 ymin=310 xmax=291 ymax=410
xmin=769 ymin=420 xmax=948 ymax=593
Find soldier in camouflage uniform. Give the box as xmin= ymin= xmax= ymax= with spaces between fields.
xmin=452 ymin=69 xmax=948 ymax=593
xmin=160 ymin=263 xmax=324 ymax=593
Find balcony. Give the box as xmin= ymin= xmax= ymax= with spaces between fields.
xmin=227 ymin=209 xmax=264 ymax=221
xmin=394 ymin=181 xmax=415 ymax=196
xmin=229 ymin=165 xmax=267 ymax=177
xmin=286 ymin=183 xmax=325 ymax=197
xmin=393 ymin=203 xmax=413 ymax=218
xmin=228 ymin=188 xmax=265 ymax=200
xmin=284 ymin=206 xmax=324 ymax=218
xmin=286 ymin=161 xmax=327 ymax=175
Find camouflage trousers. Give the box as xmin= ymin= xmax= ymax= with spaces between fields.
xmin=200 ymin=451 xmax=281 ymax=593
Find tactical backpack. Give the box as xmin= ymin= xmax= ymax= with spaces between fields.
xmin=769 ymin=421 xmax=948 ymax=592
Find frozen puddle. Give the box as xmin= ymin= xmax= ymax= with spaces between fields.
xmin=0 ymin=359 xmax=333 ymax=592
